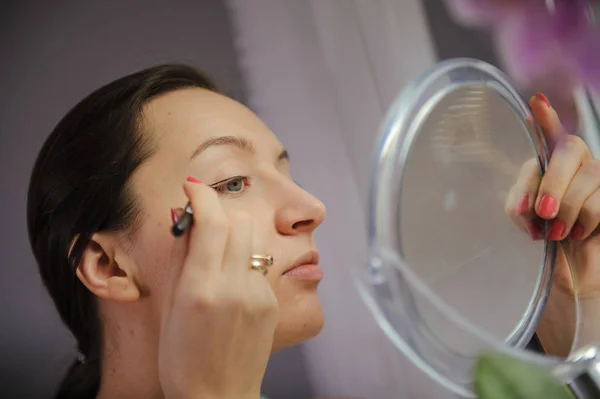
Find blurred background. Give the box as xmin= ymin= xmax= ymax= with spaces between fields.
xmin=1 ymin=1 xmax=598 ymax=398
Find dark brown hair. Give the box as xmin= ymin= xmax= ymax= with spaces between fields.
xmin=27 ymin=64 xmax=217 ymax=398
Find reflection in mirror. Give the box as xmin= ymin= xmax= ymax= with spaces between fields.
xmin=397 ymin=84 xmax=576 ymax=359
xmin=360 ymin=58 xmax=597 ymax=398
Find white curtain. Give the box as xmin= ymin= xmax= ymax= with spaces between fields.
xmin=226 ymin=1 xmax=453 ymax=397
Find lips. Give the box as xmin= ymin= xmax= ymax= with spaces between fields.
xmin=282 ymin=249 xmax=322 ymax=280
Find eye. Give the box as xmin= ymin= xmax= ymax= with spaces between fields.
xmin=211 ymin=175 xmax=252 ymax=195
xmin=224 ymin=178 xmax=243 ymax=192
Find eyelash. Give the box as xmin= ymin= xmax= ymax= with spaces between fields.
xmin=210 ymin=175 xmax=253 ymax=195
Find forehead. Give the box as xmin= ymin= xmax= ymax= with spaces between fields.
xmin=141 ymin=87 xmax=281 ymax=157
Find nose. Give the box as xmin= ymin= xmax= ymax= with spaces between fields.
xmin=275 ymin=182 xmax=326 ymax=236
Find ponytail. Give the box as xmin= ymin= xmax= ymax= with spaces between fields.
xmin=54 ymin=317 xmax=102 ymax=399
xmin=54 ymin=357 xmax=101 ymax=399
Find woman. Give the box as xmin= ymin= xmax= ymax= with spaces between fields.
xmin=26 ymin=64 xmax=600 ymax=398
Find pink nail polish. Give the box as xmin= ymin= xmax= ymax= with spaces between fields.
xmin=187 ymin=176 xmax=202 ymax=183
xmin=571 ymin=222 xmax=584 ymax=240
xmin=525 ymin=220 xmax=541 ymax=241
xmin=535 ymin=93 xmax=551 ymax=107
xmin=548 ymin=219 xmax=566 ymax=241
xmin=516 ymin=194 xmax=529 ymax=217
xmin=537 ymin=195 xmax=557 ymax=218
xmin=171 ymin=208 xmax=179 ymax=224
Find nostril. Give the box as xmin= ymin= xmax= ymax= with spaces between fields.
xmin=291 ymin=219 xmax=313 ymax=230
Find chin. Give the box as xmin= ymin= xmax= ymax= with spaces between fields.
xmin=271 ymin=294 xmax=324 ymax=353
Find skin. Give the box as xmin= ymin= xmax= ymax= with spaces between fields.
xmin=507 ymin=94 xmax=600 ymax=357
xmin=71 ymin=88 xmax=600 ymax=398
xmin=76 ymin=87 xmax=325 ymax=398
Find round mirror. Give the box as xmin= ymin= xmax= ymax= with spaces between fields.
xmin=356 ymin=58 xmax=587 ymax=396
xmin=398 ymin=83 xmax=548 ymax=347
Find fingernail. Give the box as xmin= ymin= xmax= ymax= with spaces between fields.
xmin=525 ymin=220 xmax=542 ymax=241
xmin=548 ymin=219 xmax=566 ymax=241
xmin=537 ymin=194 xmax=557 ymax=218
xmin=571 ymin=222 xmax=584 ymax=240
xmin=187 ymin=176 xmax=202 ymax=183
xmin=516 ymin=194 xmax=529 ymax=217
xmin=535 ymin=93 xmax=551 ymax=108
xmin=171 ymin=208 xmax=179 ymax=224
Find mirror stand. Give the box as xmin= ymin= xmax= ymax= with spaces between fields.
xmin=567 ymin=346 xmax=600 ymax=399
xmin=362 ymin=58 xmax=600 ymax=398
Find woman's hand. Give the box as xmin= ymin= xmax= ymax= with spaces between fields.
xmin=158 ymin=177 xmax=279 ymax=399
xmin=506 ymin=94 xmax=600 ymax=357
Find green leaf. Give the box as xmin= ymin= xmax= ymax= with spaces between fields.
xmin=474 ymin=353 xmax=574 ymax=399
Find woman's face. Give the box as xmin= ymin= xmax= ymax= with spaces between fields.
xmin=129 ymin=88 xmax=326 ymax=351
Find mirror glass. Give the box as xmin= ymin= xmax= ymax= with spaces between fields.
xmin=400 ymin=84 xmax=544 ymax=348
xmin=358 ymin=59 xmax=580 ymax=396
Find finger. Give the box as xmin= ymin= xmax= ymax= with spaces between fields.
xmin=506 ymin=158 xmax=542 ymax=219
xmin=506 ymin=191 xmax=544 ymax=241
xmin=505 ymin=158 xmax=544 ymax=239
xmin=181 ymin=177 xmax=229 ymax=281
xmin=222 ymin=212 xmax=253 ymax=274
xmin=529 ymin=93 xmax=566 ymax=148
xmin=548 ymin=160 xmax=600 ymax=240
xmin=249 ymin=227 xmax=269 ymax=277
xmin=535 ymin=135 xmax=590 ymax=220
xmin=247 ymin=227 xmax=277 ymax=307
xmin=251 ymin=227 xmax=268 ymax=260
xmin=505 ymin=188 xmax=543 ymax=241
xmin=525 ymin=114 xmax=535 ymax=133
xmin=574 ymin=186 xmax=600 ymax=241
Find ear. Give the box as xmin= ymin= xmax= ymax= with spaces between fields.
xmin=74 ymin=233 xmax=141 ymax=302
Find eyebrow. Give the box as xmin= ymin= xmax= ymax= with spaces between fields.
xmin=190 ymin=135 xmax=289 ymax=162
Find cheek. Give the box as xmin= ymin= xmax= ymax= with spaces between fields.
xmin=131 ymin=215 xmax=178 ymax=295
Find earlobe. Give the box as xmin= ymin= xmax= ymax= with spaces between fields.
xmin=106 ymin=274 xmax=141 ymax=302
xmin=74 ymin=233 xmax=140 ymax=302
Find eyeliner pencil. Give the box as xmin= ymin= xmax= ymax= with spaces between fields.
xmin=172 ymin=203 xmax=193 ymax=237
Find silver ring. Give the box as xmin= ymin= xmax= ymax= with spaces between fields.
xmin=249 ymin=254 xmax=273 ymax=275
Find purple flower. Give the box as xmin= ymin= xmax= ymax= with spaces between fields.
xmin=444 ymin=0 xmax=600 ymax=131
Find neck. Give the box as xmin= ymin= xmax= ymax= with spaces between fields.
xmin=96 ymin=304 xmax=163 ymax=399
